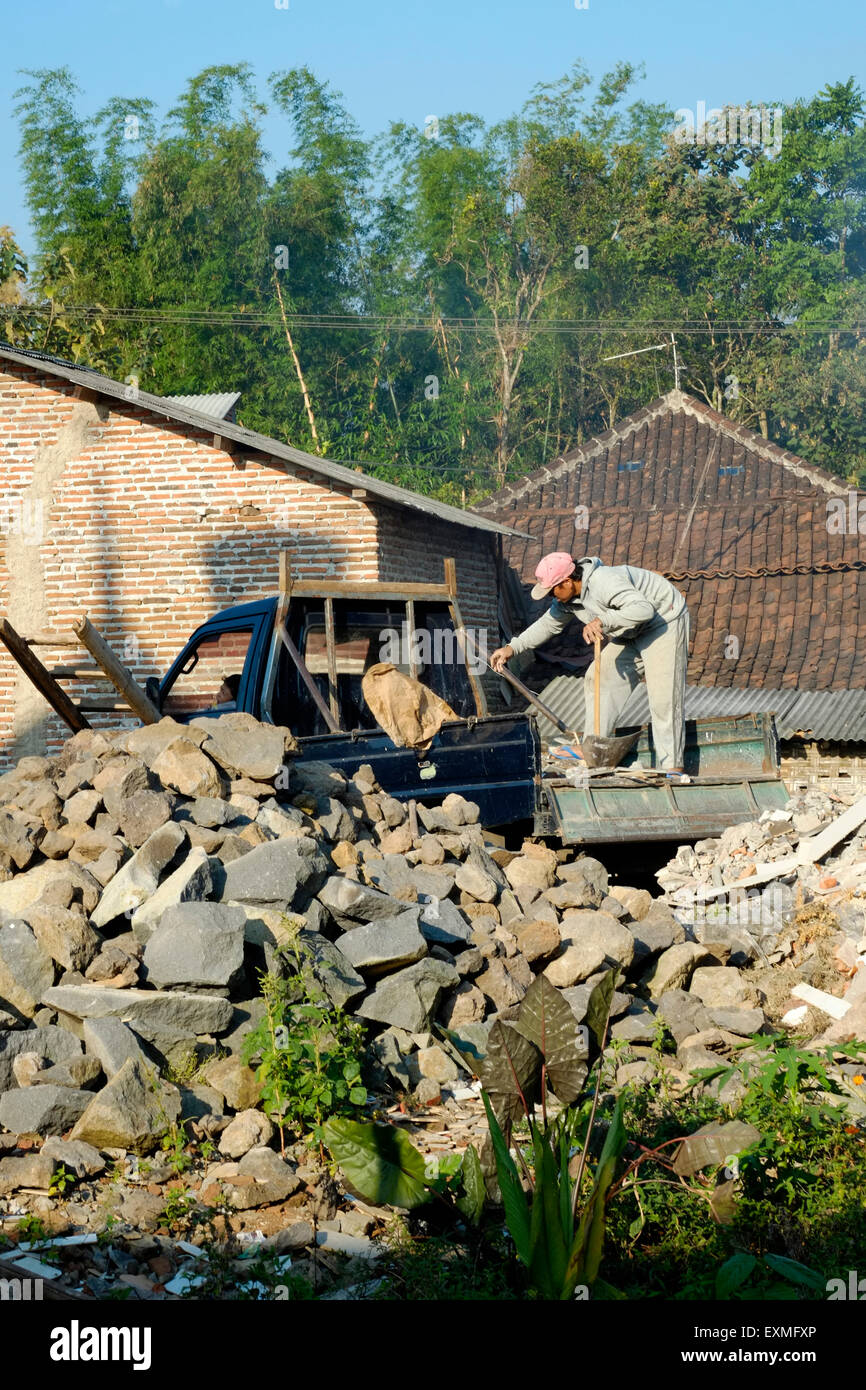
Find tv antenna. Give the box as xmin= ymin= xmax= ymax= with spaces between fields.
xmin=602 ymin=333 xmax=681 ymax=390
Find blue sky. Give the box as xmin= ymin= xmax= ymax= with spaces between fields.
xmin=3 ymin=0 xmax=865 ymax=260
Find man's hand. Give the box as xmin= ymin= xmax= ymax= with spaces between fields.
xmin=582 ymin=619 xmax=604 ymax=645
xmin=490 ymin=645 xmax=514 ymax=673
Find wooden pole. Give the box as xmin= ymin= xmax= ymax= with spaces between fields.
xmin=276 ymin=623 xmax=341 ymax=733
xmin=593 ymin=634 xmax=602 ymax=737
xmin=0 ymin=619 xmax=89 ymax=732
xmin=405 ymin=599 xmax=419 ymax=679
xmin=70 ymin=615 xmax=161 ymax=725
xmin=323 ymin=596 xmax=340 ymax=724
xmin=443 ymin=557 xmax=488 ymax=718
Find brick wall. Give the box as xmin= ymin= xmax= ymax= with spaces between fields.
xmin=0 ymin=361 xmax=504 ymax=763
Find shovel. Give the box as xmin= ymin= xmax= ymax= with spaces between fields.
xmin=579 ymin=634 xmax=641 ymax=769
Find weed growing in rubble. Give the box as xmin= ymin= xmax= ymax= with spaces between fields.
xmin=243 ymin=942 xmax=368 ymax=1153
xmin=596 ymin=1032 xmax=866 ymax=1298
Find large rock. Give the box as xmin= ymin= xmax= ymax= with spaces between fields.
xmin=0 ymin=807 xmax=44 ymax=870
xmin=317 ymin=876 xmax=408 ymax=927
xmin=83 ymin=1017 xmax=150 ymax=1078
xmin=417 ymin=897 xmax=473 ymax=948
xmin=688 ymin=967 xmax=759 ymax=1009
xmin=42 ymin=985 xmax=234 ymax=1046
xmin=0 ymin=1083 xmax=92 ymax=1136
xmin=223 ymin=1145 xmax=300 ymax=1207
xmin=21 ymin=904 xmax=101 ymax=974
xmin=544 ymin=939 xmax=607 ymax=988
xmin=218 ymin=1109 xmax=274 ymax=1158
xmin=70 ymin=1058 xmax=181 ymax=1154
xmin=122 ymin=717 xmax=208 ymax=765
xmin=295 ymin=930 xmax=366 ymax=1010
xmin=504 ymin=854 xmax=556 ymax=892
xmin=609 ymin=885 xmax=653 ymax=921
xmin=0 ymin=1025 xmax=83 ymax=1092
xmin=654 ymin=989 xmax=714 ymax=1045
xmin=559 ymin=909 xmax=636 ymax=969
xmin=454 ymin=862 xmax=498 ymax=903
xmin=142 ymin=902 xmax=246 ymax=991
xmin=644 ymin=943 xmax=715 ymax=1001
xmin=515 ymin=920 xmax=561 ymax=964
xmin=476 ymin=957 xmax=529 ymax=1010
xmin=0 ymin=860 xmax=92 ymax=917
xmin=220 ymin=839 xmax=326 ymax=908
xmin=196 ymin=713 xmax=288 ymax=782
xmin=32 ymin=1056 xmax=103 ymax=1089
xmin=555 ymin=856 xmax=609 ymax=905
xmin=203 ymin=1055 xmax=261 ymax=1111
xmin=336 ymin=908 xmax=428 ymax=976
xmin=0 ymin=923 xmax=55 ymax=1021
xmin=41 ymin=1136 xmax=105 ymax=1177
xmin=131 ymin=847 xmax=216 ymax=941
xmin=0 ymin=1152 xmax=57 ymax=1193
xmin=439 ymin=981 xmax=486 ymax=1027
xmin=91 ymin=821 xmax=185 ymax=928
xmin=357 ymin=958 xmax=459 ymax=1032
xmin=152 ymin=738 xmax=224 ymax=798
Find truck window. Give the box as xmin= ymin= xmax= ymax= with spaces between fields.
xmin=161 ymin=627 xmax=253 ymax=718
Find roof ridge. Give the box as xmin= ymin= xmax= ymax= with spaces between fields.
xmin=474 ymin=388 xmax=848 ymax=512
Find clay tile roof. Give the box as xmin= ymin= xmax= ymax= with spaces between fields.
xmin=479 ymin=392 xmax=866 ymax=692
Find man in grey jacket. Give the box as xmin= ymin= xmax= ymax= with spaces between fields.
xmin=490 ymin=551 xmax=690 ymax=771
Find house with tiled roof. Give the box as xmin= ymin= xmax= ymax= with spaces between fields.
xmin=475 ymin=390 xmax=866 ymax=786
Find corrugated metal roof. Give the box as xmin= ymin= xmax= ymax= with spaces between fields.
xmin=531 ymin=675 xmax=866 ymax=744
xmin=162 ymin=391 xmax=240 ymax=420
xmin=0 ymin=345 xmax=529 ymax=540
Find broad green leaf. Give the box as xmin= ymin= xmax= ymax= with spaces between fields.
xmin=715 ymin=1252 xmax=757 ymax=1299
xmin=513 ymin=973 xmax=589 ymax=1105
xmin=482 ymin=1091 xmax=531 ymax=1265
xmin=528 ymin=1124 xmax=570 ymax=1299
xmin=323 ymin=1118 xmax=430 ymax=1210
xmin=565 ymin=1093 xmax=628 ymax=1295
xmin=455 ymin=1143 xmax=486 ymax=1227
xmin=763 ymin=1254 xmax=826 ymax=1291
xmin=584 ymin=967 xmax=620 ymax=1054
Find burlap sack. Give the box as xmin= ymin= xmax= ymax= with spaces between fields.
xmin=361 ymin=662 xmax=458 ymax=749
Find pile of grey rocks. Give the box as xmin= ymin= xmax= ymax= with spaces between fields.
xmin=1 ymin=714 xmax=864 ymax=1250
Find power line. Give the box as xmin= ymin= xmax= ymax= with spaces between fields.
xmin=5 ymin=304 xmax=865 ymax=336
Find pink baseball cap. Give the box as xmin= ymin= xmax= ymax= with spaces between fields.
xmin=531 ymin=551 xmax=576 ymax=600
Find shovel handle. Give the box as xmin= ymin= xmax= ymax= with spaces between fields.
xmin=593 ymin=634 xmax=602 ymax=738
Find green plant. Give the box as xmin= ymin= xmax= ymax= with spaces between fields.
xmin=160 ymin=1120 xmax=194 ymax=1176
xmin=243 ymin=940 xmax=368 ymax=1152
xmin=15 ymin=1214 xmax=48 ymax=1246
xmin=159 ymin=1186 xmax=199 ymax=1232
xmin=96 ymin=1214 xmax=119 ymax=1248
xmin=48 ymin=1164 xmax=76 ymax=1198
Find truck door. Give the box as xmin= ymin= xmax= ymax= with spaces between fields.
xmin=156 ymin=603 xmax=275 ymax=721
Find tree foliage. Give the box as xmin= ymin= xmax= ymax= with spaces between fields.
xmin=7 ymin=64 xmax=866 ymax=490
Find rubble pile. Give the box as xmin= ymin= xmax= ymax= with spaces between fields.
xmin=0 ymin=715 xmax=864 ymax=1295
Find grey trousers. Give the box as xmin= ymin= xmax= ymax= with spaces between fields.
xmin=583 ymin=609 xmax=690 ymax=769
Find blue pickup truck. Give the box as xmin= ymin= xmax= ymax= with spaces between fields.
xmin=149 ymin=581 xmax=789 ymax=845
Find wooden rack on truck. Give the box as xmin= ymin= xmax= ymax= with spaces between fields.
xmin=0 ymin=614 xmax=161 ymax=732
xmin=274 ymin=550 xmax=488 ymax=723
